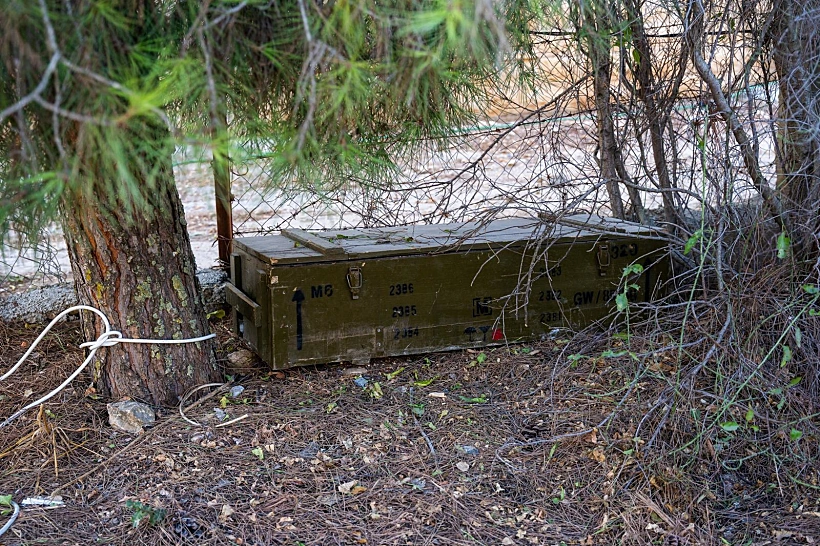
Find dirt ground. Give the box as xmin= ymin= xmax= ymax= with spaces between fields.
xmin=2 ymin=310 xmax=820 ymax=546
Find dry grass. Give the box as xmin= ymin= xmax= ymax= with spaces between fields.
xmin=1 ymin=286 xmax=820 ymax=546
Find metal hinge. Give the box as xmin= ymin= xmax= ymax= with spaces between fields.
xmin=596 ymin=243 xmax=611 ymax=276
xmin=347 ymin=266 xmax=363 ymax=299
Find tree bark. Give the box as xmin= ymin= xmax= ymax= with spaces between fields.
xmin=581 ymin=0 xmax=626 ymax=219
xmin=625 ymin=0 xmax=679 ymax=228
xmin=59 ymin=123 xmax=220 ymax=407
xmin=770 ymin=0 xmax=820 ymax=254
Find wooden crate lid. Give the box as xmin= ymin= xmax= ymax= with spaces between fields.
xmin=233 ymin=214 xmax=663 ymax=265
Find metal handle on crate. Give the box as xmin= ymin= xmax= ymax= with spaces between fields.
xmin=346 ymin=266 xmax=363 ymax=299
xmin=596 ymin=243 xmax=611 ymax=276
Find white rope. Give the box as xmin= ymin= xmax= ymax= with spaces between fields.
xmin=0 ymin=500 xmax=20 ymax=538
xmin=0 ymin=305 xmax=216 ymax=428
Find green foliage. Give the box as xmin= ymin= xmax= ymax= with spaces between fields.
xmin=1 ymin=0 xmax=512 ymax=242
xmin=776 ymin=231 xmax=791 ymax=259
xmin=684 ymin=229 xmax=703 ymax=255
xmin=206 ymin=309 xmax=226 ymax=320
xmin=125 ymin=500 xmax=166 ymax=528
xmin=458 ymin=394 xmax=488 ymax=403
xmin=413 ymin=377 xmax=436 ymax=387
xmin=720 ymin=421 xmax=740 ymax=432
xmin=780 ymin=345 xmax=792 ymax=367
xmin=0 ymin=494 xmax=13 ymax=516
xmin=366 ymin=381 xmax=383 ymax=399
xmin=615 ymin=264 xmax=643 ymax=313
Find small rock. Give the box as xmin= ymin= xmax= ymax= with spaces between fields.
xmin=214 ymin=408 xmax=227 ymax=421
xmin=229 ymin=385 xmax=245 ymax=398
xmin=197 ymin=268 xmax=228 ymax=315
xmin=318 ymin=494 xmax=340 ymax=506
xmin=337 ymin=480 xmax=358 ymax=494
xmin=342 ymin=367 xmax=369 ymax=376
xmin=458 ymin=445 xmax=480 ymax=456
xmin=299 ymin=441 xmax=320 ymax=459
xmin=409 ymin=478 xmax=426 ymax=491
xmin=456 ymin=461 xmax=470 ymax=472
xmin=219 ymin=504 xmax=235 ymax=522
xmin=107 ymin=401 xmax=155 ymax=434
xmin=0 ymin=284 xmax=78 ymax=324
xmin=226 ymin=349 xmax=254 ymax=370
xmin=0 ymin=269 xmax=226 ymax=325
xmin=353 ymin=376 xmax=369 ymax=388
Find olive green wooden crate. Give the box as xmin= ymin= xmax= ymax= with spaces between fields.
xmin=227 ymin=214 xmax=669 ymax=369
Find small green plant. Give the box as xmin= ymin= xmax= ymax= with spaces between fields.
xmin=458 ymin=394 xmax=488 ymax=404
xmin=744 ymin=408 xmax=760 ymax=431
xmin=781 ymin=345 xmax=793 ymax=367
xmin=0 ymin=494 xmax=14 ymax=516
xmin=720 ymin=421 xmax=740 ymax=432
xmin=684 ymin=229 xmax=704 ymax=255
xmin=206 ymin=309 xmax=226 ymax=320
xmin=615 ymin=264 xmax=644 ymax=313
xmin=410 ymin=402 xmax=426 ymax=417
xmin=412 ymin=376 xmax=436 ymax=387
xmin=776 ymin=230 xmax=791 ymax=259
xmin=615 ymin=263 xmax=644 ymax=346
xmin=125 ymin=500 xmax=166 ymax=528
xmin=366 ymin=382 xmax=383 ymax=399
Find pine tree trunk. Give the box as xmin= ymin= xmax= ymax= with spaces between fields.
xmin=771 ymin=0 xmax=820 ymax=256
xmin=59 ymin=126 xmax=220 ymax=407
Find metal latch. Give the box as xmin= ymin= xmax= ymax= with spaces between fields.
xmin=596 ymin=243 xmax=611 ymax=276
xmin=347 ymin=266 xmax=363 ymax=299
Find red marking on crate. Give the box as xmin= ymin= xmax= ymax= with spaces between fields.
xmin=492 ymin=328 xmax=504 ymax=341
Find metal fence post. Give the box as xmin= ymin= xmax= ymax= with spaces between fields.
xmin=213 ymin=150 xmax=233 ymax=272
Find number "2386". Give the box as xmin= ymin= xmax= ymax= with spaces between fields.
xmin=389 ymin=283 xmax=414 ymax=296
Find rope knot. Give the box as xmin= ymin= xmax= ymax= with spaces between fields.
xmin=79 ymin=330 xmax=123 ymax=350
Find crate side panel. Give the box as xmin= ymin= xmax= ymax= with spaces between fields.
xmin=262 ymin=235 xmax=668 ymax=368
xmin=230 ymin=252 xmax=273 ymax=364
